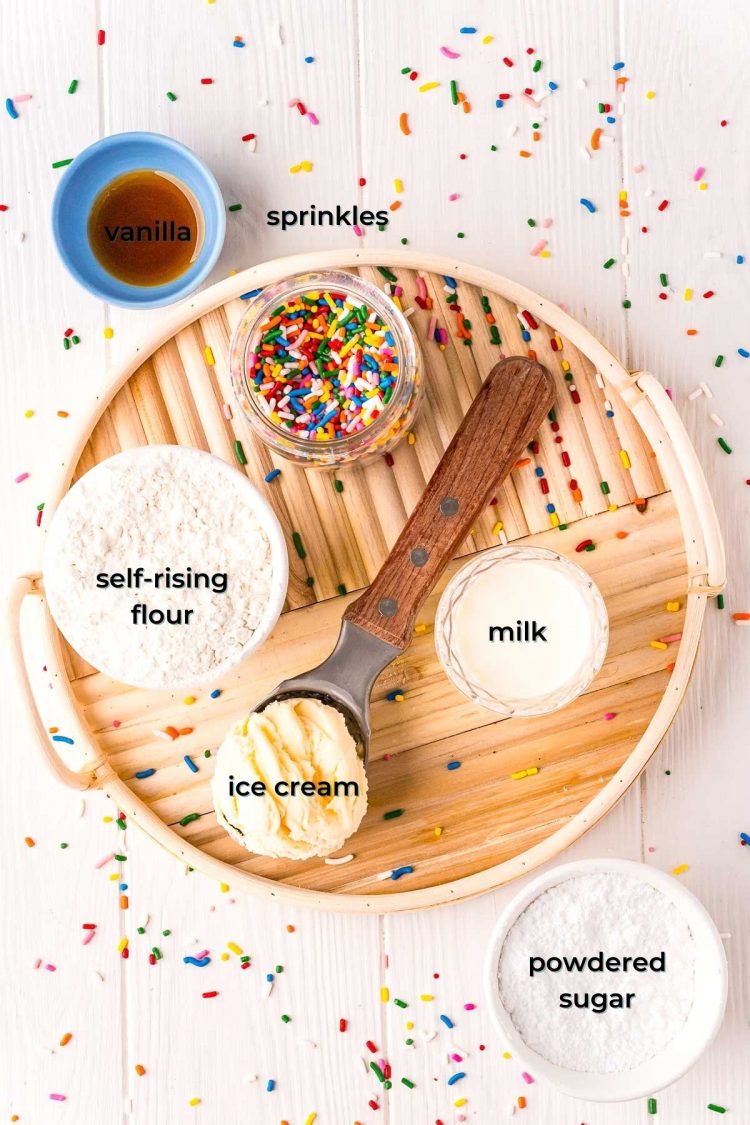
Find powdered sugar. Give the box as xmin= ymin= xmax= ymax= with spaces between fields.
xmin=497 ymin=872 xmax=696 ymax=1073
xmin=44 ymin=446 xmax=280 ymax=689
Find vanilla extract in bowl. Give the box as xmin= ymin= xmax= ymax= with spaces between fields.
xmin=87 ymin=168 xmax=204 ymax=286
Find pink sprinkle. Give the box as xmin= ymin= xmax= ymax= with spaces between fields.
xmin=82 ymin=930 xmax=95 ymax=946
xmin=195 ymin=949 xmax=210 ymax=960
xmin=659 ymin=632 xmax=682 ymax=644
xmin=440 ymin=46 xmax=461 ymax=59
xmin=33 ymin=958 xmax=42 ymax=969
xmin=529 ymin=239 xmax=547 ymax=257
xmin=448 ymin=192 xmax=460 ymax=201
xmin=693 ymin=166 xmax=705 ymax=182
xmin=45 ymin=964 xmax=57 ymax=972
xmin=463 ymin=1002 xmax=476 ymax=1010
xmin=604 ymin=711 xmax=616 ymax=720
xmin=648 ymin=846 xmax=656 ymax=852
xmin=521 ymin=1071 xmax=534 ymax=1084
xmin=223 ymin=402 xmax=233 ymax=420
xmin=353 ymin=224 xmax=363 ymax=236
xmin=541 ymin=216 xmax=553 ymax=228
xmin=427 ymin=314 xmax=437 ymax=342
xmin=416 ymin=275 xmax=427 ymax=300
xmin=450 ymin=1052 xmax=463 ymax=1062
xmin=94 ymin=851 xmax=115 ymax=870
xmin=14 ymin=93 xmax=33 ymax=103
xmin=633 ymin=163 xmax=645 ymax=173
xmin=307 ymin=112 xmax=319 ymax=126
xmin=49 ymin=1093 xmax=67 ymax=1102
xmin=14 ymin=472 xmax=29 ymax=483
xmin=112 ymin=720 xmax=121 ymax=728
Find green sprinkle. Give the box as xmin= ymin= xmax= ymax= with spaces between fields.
xmin=660 ymin=272 xmax=668 ymax=286
xmin=533 ymin=59 xmax=542 ymax=72
xmin=480 ymin=295 xmax=491 ymax=311
xmin=585 ymin=543 xmax=595 ymax=552
xmin=233 ymin=439 xmax=247 ymax=465
xmin=715 ymin=354 xmax=724 ymax=367
xmin=401 ymin=1077 xmax=415 ymax=1089
xmin=137 ymin=927 xmax=145 ymax=935
xmin=394 ymin=998 xmax=408 ymax=1008
xmin=527 ymin=218 xmax=536 ymax=227
xmin=114 ymin=854 xmax=127 ymax=862
xmin=600 ymin=480 xmax=610 ymax=494
xmin=400 ymin=237 xmax=408 ymax=244
xmin=305 ymin=575 xmax=315 ymax=587
xmin=623 ymin=299 xmax=632 ymax=308
xmin=275 ymin=964 xmax=283 ymax=973
xmin=281 ymin=1014 xmax=291 ymax=1023
xmin=490 ymin=144 xmax=498 ymax=151
xmin=558 ymin=523 xmax=568 ymax=531
xmin=52 ymin=158 xmax=74 ymax=169
xmin=179 ymin=812 xmax=200 ymax=826
xmin=384 ymin=1080 xmax=392 ymax=1090
xmin=489 ymin=325 xmax=501 ymax=344
xmin=718 ymin=437 xmax=732 ymax=454
xmin=337 ymin=583 xmax=347 ymax=596
xmin=116 ymin=818 xmax=126 ymax=830
xmin=152 ymin=947 xmax=162 ymax=960
xmin=648 ymin=1097 xmax=657 ymax=1115
xmin=162 ymin=929 xmax=171 ymax=937
xmin=240 ymin=955 xmax=250 ymax=963
xmin=383 ymin=808 xmax=404 ymax=820
xmin=603 ymin=258 xmax=615 ymax=269
xmin=228 ymin=203 xmax=242 ymax=212
xmin=166 ymin=91 xmax=177 ymax=102
xmin=405 ymin=1037 xmax=414 ymax=1045
xmin=377 ymin=223 xmax=386 ymax=231
xmin=333 ymin=478 xmax=344 ymax=493
xmin=598 ymin=102 xmax=606 ymax=113
xmin=400 ymin=66 xmax=411 ymax=74
xmin=450 ymin=79 xmax=458 ymax=105
xmin=707 ymin=1106 xmax=727 ymax=1115
xmin=377 ymin=266 xmax=397 ymax=282
xmin=457 ymin=231 xmax=465 ymax=238
xmin=548 ymin=408 xmax=557 ymax=422
xmin=717 ymin=593 xmax=725 ymax=609
xmin=63 ymin=338 xmax=70 ymax=350
xmin=68 ymin=79 xmax=78 ymax=94
xmin=292 ymin=531 xmax=306 ymax=559
xmin=564 ymin=372 xmax=573 ymax=382
xmin=370 ymin=1062 xmax=385 ymax=1083
xmin=60 ymin=842 xmax=68 ymax=849
xmin=72 ymin=335 xmax=80 ymax=345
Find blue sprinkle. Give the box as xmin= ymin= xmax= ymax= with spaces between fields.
xmin=304 ymin=55 xmax=314 ymax=63
xmin=439 ymin=1014 xmax=454 ymax=1029
xmin=737 ymin=255 xmax=745 ymax=264
xmin=580 ymin=197 xmax=597 ymax=213
xmin=264 ymin=468 xmax=281 ymax=482
xmin=606 ymin=115 xmax=616 ymax=124
xmin=442 ymin=274 xmax=457 ymax=289
xmin=386 ymin=689 xmax=404 ymax=701
xmin=184 ymin=754 xmax=198 ymax=773
xmin=546 ymin=503 xmax=555 ymax=513
xmin=266 ymin=972 xmax=274 ymax=982
xmin=52 ymin=734 xmax=74 ymax=745
xmin=119 ymin=882 xmax=128 ymax=891
xmin=740 ymin=832 xmax=750 ymax=845
xmin=390 ymin=865 xmax=414 ymax=880
xmin=183 ymin=955 xmax=211 ymax=967
xmin=495 ymin=98 xmax=504 ymax=108
xmin=447 ymin=1071 xmax=466 ymax=1085
xmin=266 ymin=1080 xmax=275 ymax=1093
xmin=459 ymin=26 xmax=477 ymax=33
xmin=534 ymin=466 xmax=544 ymax=477
xmin=210 ymin=689 xmax=222 ymax=699
xmin=233 ymin=39 xmax=245 ymax=48
xmin=521 ymin=328 xmax=531 ymax=342
xmin=447 ymin=760 xmax=461 ymax=771
xmin=613 ymin=61 xmax=626 ymax=70
xmin=606 ymin=410 xmax=615 ymax=417
xmin=135 ymin=768 xmax=156 ymax=779
xmin=739 ymin=348 xmax=750 ymax=358
xmin=240 ymin=288 xmax=262 ymax=300
xmin=548 ymin=81 xmax=558 ymax=91
xmin=5 ymin=98 xmax=18 ymax=120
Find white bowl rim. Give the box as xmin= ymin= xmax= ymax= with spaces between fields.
xmin=42 ymin=444 xmax=289 ymax=691
xmin=483 ymin=857 xmax=728 ymax=1102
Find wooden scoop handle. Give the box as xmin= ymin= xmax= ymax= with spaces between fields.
xmin=344 ymin=356 xmax=555 ymax=650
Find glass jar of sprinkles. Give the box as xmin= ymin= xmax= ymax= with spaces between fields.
xmin=229 ymin=270 xmax=422 ymax=467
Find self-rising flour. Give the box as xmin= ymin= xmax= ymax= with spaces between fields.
xmin=497 ymin=872 xmax=696 ymax=1073
xmin=44 ymin=446 xmax=277 ymax=689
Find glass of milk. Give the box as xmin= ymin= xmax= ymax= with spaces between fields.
xmin=435 ymin=545 xmax=609 ymax=717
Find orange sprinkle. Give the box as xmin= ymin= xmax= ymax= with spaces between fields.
xmin=164 ymin=726 xmax=180 ymax=740
xmin=48 ymin=726 xmax=59 ymax=733
xmin=462 ymin=100 xmax=471 ymax=114
xmin=686 ymin=329 xmax=698 ymax=336
xmin=399 ymin=112 xmax=411 ymax=135
xmin=120 ymin=894 xmax=129 ymax=910
xmin=519 ymin=150 xmax=532 ymax=158
xmin=59 ymin=1033 xmax=72 ymax=1047
xmin=591 ymin=127 xmax=602 ymax=150
xmin=532 ymin=130 xmax=540 ymax=141
xmin=24 ymin=836 xmax=35 ymax=848
xmin=514 ymin=457 xmax=531 ymax=469
xmin=135 ymin=1064 xmax=146 ymax=1077
xmin=57 ymin=410 xmax=69 ymax=418
xmin=732 ymin=612 xmax=750 ymax=621
xmin=572 ymin=488 xmax=583 ymax=502
xmin=518 ymin=1095 xmax=527 ymax=1108
xmin=389 ymin=200 xmax=401 ymax=211
xmin=286 ymin=924 xmax=295 ymax=933
xmin=615 ymin=530 xmax=629 ymax=539
xmin=179 ymin=727 xmax=194 ymax=736
xmin=527 ymin=349 xmax=537 ymax=361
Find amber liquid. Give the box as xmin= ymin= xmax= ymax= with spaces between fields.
xmin=87 ymin=169 xmax=204 ymax=286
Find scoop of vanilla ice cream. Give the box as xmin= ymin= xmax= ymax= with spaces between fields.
xmin=212 ymin=697 xmax=368 ymax=860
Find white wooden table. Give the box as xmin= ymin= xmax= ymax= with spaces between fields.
xmin=2 ymin=2 xmax=749 ymax=1121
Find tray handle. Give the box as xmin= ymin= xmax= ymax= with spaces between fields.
xmin=631 ymin=371 xmax=726 ymax=593
xmin=7 ymin=576 xmax=94 ymax=790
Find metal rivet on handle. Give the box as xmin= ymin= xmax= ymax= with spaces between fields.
xmin=410 ymin=547 xmax=429 ymax=567
xmin=378 ymin=597 xmax=399 ymax=617
xmin=440 ymin=497 xmax=460 ymax=517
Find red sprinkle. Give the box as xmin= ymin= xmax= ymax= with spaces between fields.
xmin=503 ymin=57 xmax=514 ymax=66
xmin=202 ymin=991 xmax=218 ymax=999
xmin=201 ymin=77 xmax=214 ymax=85
xmin=703 ymin=290 xmax=714 ymax=298
xmin=366 ymin=1040 xmax=377 ymax=1053
xmin=339 ymin=1018 xmax=347 ymax=1032
xmin=97 ymin=29 xmax=106 ymax=45
xmin=657 ymin=199 xmax=669 ymax=211
xmin=575 ymin=539 xmax=593 ymax=553
xmin=241 ymin=133 xmax=256 ymax=142
xmin=359 ymin=177 xmax=367 ymax=186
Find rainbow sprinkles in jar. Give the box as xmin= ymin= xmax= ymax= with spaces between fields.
xmin=230 ymin=270 xmax=422 ymax=467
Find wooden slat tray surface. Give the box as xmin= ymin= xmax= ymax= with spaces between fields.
xmin=24 ymin=250 xmax=723 ymax=912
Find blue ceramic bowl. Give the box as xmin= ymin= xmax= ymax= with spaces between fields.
xmin=52 ymin=132 xmax=226 ymax=309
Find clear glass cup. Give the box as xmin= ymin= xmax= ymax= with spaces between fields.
xmin=229 ymin=269 xmax=422 ymax=468
xmin=435 ymin=545 xmax=609 ymax=717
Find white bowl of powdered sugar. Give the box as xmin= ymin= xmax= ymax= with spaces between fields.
xmin=43 ymin=445 xmax=288 ymax=690
xmin=484 ymin=858 xmax=727 ymax=1101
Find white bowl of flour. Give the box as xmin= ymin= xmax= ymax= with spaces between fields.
xmin=43 ymin=445 xmax=288 ymax=690
xmin=484 ymin=858 xmax=727 ymax=1101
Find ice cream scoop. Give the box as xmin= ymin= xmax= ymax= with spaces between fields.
xmin=254 ymin=356 xmax=555 ymax=761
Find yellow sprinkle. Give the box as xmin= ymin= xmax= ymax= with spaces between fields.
xmin=220 ymin=952 xmax=229 ymax=961
xmin=525 ymin=766 xmax=539 ymax=775
xmin=549 ymin=512 xmax=560 ymax=527
xmin=227 ymin=941 xmax=243 ymax=956
xmin=414 ymin=623 xmax=428 ymax=635
xmin=502 ymin=1051 xmax=512 ymax=1059
xmin=184 ymin=695 xmax=196 ymax=705
xmin=380 ymin=987 xmax=389 ymax=1003
xmin=420 ymin=994 xmax=434 ymax=1002
xmin=25 ymin=409 xmax=34 ymax=418
xmin=540 ymin=250 xmax=551 ymax=258
xmin=672 ymin=863 xmax=689 ymax=876
xmin=394 ymin=178 xmax=404 ymax=193
xmin=482 ymin=35 xmax=493 ymax=44
xmin=561 ymin=359 xmax=570 ymax=372
xmin=304 ymin=1115 xmax=317 ymax=1125
xmin=405 ymin=1020 xmax=414 ymax=1030
xmin=109 ymin=872 xmax=119 ymax=881
xmin=118 ymin=937 xmax=128 ymax=952
xmin=103 ymin=815 xmax=113 ymax=823
xmin=619 ymin=190 xmax=628 ymax=202
xmin=407 ymin=431 xmax=416 ymax=445
xmin=699 ymin=181 xmax=708 ymax=190
xmin=619 ymin=449 xmax=631 ymax=469
xmin=646 ymin=90 xmax=656 ymax=99
xmin=684 ymin=287 xmax=693 ymax=301
xmin=650 ymin=640 xmax=668 ymax=650
xmin=492 ymin=521 xmax=504 ymax=536
xmin=418 ymin=81 xmax=440 ymax=93
xmin=553 ymin=334 xmax=563 ymax=350
xmin=666 ymin=601 xmax=681 ymax=612
xmin=300 ymin=160 xmax=313 ymax=172
xmin=104 ymin=327 xmax=114 ymax=339
xmin=511 ymin=770 xmax=529 ymax=780
xmin=433 ymin=826 xmax=443 ymax=837
xmin=454 ymin=1098 xmax=467 ymax=1108
xmin=189 ymin=1098 xmax=201 ymax=1107
xmin=204 ymin=346 xmax=215 ymax=366
xmin=608 ymin=503 xmax=619 ymax=512
xmin=220 ymin=882 xmax=229 ymax=893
